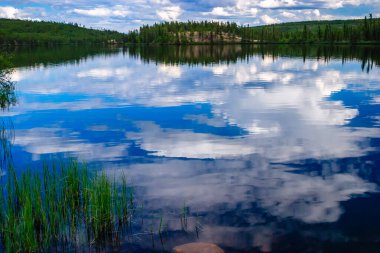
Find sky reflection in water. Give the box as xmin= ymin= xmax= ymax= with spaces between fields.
xmin=6 ymin=46 xmax=380 ymax=252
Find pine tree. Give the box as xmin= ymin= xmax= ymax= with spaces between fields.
xmin=302 ymin=25 xmax=308 ymax=42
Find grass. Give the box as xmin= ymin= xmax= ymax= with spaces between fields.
xmin=0 ymin=160 xmax=134 ymax=252
xmin=180 ymin=201 xmax=188 ymax=231
xmin=0 ymin=117 xmax=201 ymax=252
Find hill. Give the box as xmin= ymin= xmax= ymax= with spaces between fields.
xmin=0 ymin=19 xmax=125 ymax=46
xmin=248 ymin=17 xmax=380 ymax=43
xmin=124 ymin=16 xmax=380 ymax=44
xmin=1 ymin=17 xmax=379 ymax=46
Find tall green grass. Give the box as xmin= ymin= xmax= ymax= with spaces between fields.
xmin=0 ymin=160 xmax=134 ymax=252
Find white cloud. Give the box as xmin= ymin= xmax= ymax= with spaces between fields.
xmin=77 ymin=67 xmax=132 ymax=80
xmin=0 ymin=6 xmax=41 ymax=19
xmin=14 ymin=128 xmax=129 ymax=161
xmin=249 ymin=8 xmax=259 ymax=16
xmin=127 ymin=122 xmax=257 ymax=159
xmin=4 ymin=0 xmax=380 ymax=31
xmin=105 ymin=156 xmax=376 ymax=229
xmin=77 ymin=68 xmax=114 ymax=78
xmin=236 ymin=0 xmax=297 ymax=10
xmin=259 ymin=0 xmax=297 ymax=8
xmin=260 ymin=14 xmax=279 ymax=24
xmin=210 ymin=7 xmax=232 ymax=17
xmin=156 ymin=6 xmax=182 ymax=21
xmin=281 ymin=11 xmax=296 ymax=18
xmin=204 ymin=4 xmax=259 ymax=18
xmin=74 ymin=8 xmax=112 ymax=17
xmin=73 ymin=5 xmax=130 ymax=17
xmin=235 ymin=0 xmax=377 ymax=10
xmin=10 ymin=45 xmax=380 ymax=251
xmin=12 ymin=47 xmax=380 ymax=162
xmin=11 ymin=69 xmax=24 ymax=82
xmin=103 ymin=155 xmax=376 ymax=251
xmin=158 ymin=64 xmax=182 ymax=78
xmin=212 ymin=65 xmax=229 ymax=75
xmin=0 ymin=6 xmax=20 ymax=19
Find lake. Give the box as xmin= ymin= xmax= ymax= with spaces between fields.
xmin=3 ymin=45 xmax=380 ymax=252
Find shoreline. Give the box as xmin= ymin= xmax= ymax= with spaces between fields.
xmin=3 ymin=41 xmax=380 ymax=48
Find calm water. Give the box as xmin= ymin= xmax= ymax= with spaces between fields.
xmin=3 ymin=45 xmax=380 ymax=252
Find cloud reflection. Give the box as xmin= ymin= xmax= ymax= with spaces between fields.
xmin=14 ymin=128 xmax=129 ymax=161
xmin=105 ymin=156 xmax=376 ymax=250
xmin=8 ymin=48 xmax=380 ymax=251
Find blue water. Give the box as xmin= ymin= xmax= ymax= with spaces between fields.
xmin=4 ymin=46 xmax=380 ymax=252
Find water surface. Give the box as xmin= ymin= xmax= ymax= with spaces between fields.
xmin=3 ymin=45 xmax=380 ymax=252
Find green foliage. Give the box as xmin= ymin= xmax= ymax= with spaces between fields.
xmin=124 ymin=16 xmax=380 ymax=44
xmin=0 ymin=161 xmax=134 ymax=252
xmin=248 ymin=16 xmax=380 ymax=44
xmin=2 ymin=17 xmax=379 ymax=46
xmin=0 ymin=18 xmax=125 ymax=45
xmin=125 ymin=21 xmax=241 ymax=44
xmin=0 ymin=54 xmax=16 ymax=110
xmin=0 ymin=76 xmax=16 ymax=110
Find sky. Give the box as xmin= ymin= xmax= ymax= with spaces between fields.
xmin=0 ymin=0 xmax=379 ymax=32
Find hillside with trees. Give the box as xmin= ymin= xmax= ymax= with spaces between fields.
xmin=1 ymin=16 xmax=380 ymax=46
xmin=0 ymin=19 xmax=125 ymax=46
xmin=125 ymin=21 xmax=242 ymax=44
xmin=124 ymin=16 xmax=380 ymax=44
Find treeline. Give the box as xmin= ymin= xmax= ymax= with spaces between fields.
xmin=125 ymin=21 xmax=242 ymax=44
xmin=247 ymin=15 xmax=380 ymax=43
xmin=2 ymin=17 xmax=379 ymax=46
xmin=124 ymin=16 xmax=380 ymax=44
xmin=0 ymin=19 xmax=125 ymax=46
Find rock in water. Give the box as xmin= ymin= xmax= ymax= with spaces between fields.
xmin=172 ymin=242 xmax=224 ymax=253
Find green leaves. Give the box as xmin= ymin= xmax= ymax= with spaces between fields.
xmin=0 ymin=160 xmax=134 ymax=252
xmin=0 ymin=18 xmax=124 ymax=46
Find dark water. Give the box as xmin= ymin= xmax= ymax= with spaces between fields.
xmin=3 ymin=45 xmax=380 ymax=252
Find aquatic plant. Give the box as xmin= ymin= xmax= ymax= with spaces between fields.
xmin=0 ymin=120 xmax=13 ymax=174
xmin=180 ymin=201 xmax=188 ymax=231
xmin=0 ymin=160 xmax=134 ymax=252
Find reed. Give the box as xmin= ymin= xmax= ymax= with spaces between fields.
xmin=180 ymin=201 xmax=188 ymax=231
xmin=0 ymin=160 xmax=134 ymax=252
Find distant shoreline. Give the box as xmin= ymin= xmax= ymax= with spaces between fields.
xmin=123 ymin=41 xmax=380 ymax=45
xmin=3 ymin=41 xmax=380 ymax=48
xmin=2 ymin=16 xmax=380 ymax=46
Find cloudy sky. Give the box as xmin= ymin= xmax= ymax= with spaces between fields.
xmin=0 ymin=1 xmax=379 ymax=33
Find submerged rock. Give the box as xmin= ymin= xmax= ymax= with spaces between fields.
xmin=172 ymin=242 xmax=224 ymax=253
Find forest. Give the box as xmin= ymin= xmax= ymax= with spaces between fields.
xmin=124 ymin=15 xmax=380 ymax=44
xmin=1 ymin=16 xmax=380 ymax=46
xmin=0 ymin=18 xmax=124 ymax=45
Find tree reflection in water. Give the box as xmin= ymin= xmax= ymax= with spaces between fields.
xmin=0 ymin=53 xmax=16 ymax=174
xmin=0 ymin=54 xmax=16 ymax=110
